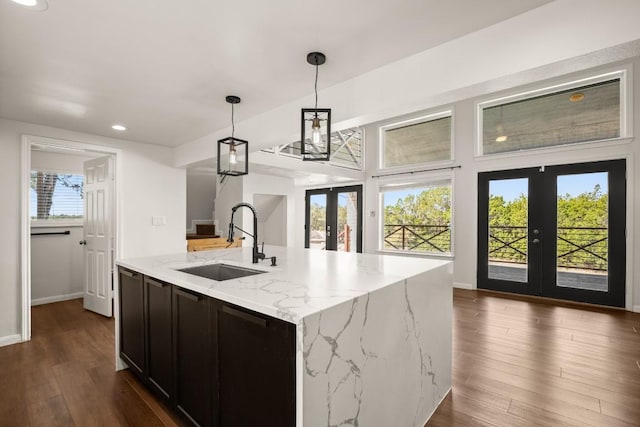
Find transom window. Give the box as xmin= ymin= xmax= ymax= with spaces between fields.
xmin=380 ymin=112 xmax=452 ymax=169
xmin=380 ymin=180 xmax=452 ymax=255
xmin=481 ymin=76 xmax=622 ymax=155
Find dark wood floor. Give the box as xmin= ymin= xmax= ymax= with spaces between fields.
xmin=0 ymin=299 xmax=184 ymax=427
xmin=1 ymin=292 xmax=639 ymax=426
xmin=428 ymin=289 xmax=640 ymax=426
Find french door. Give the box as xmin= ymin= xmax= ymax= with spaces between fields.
xmin=478 ymin=160 xmax=626 ymax=307
xmin=305 ymin=185 xmax=363 ymax=252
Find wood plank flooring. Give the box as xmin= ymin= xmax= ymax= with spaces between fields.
xmin=0 ymin=299 xmax=185 ymax=427
xmin=1 ymin=292 xmax=639 ymax=426
xmin=427 ymin=289 xmax=640 ymax=426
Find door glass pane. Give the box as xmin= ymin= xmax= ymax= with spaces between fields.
xmin=308 ymin=194 xmax=327 ymax=250
xmin=488 ymin=178 xmax=528 ymax=282
xmin=337 ymin=191 xmax=358 ymax=253
xmin=556 ymin=172 xmax=608 ymax=291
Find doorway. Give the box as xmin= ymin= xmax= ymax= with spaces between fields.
xmin=477 ymin=160 xmax=626 ymax=307
xmin=21 ymin=135 xmax=120 ymax=341
xmin=304 ymin=185 xmax=363 ymax=252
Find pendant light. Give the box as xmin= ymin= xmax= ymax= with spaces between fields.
xmin=217 ymin=95 xmax=248 ymax=176
xmin=301 ymin=52 xmax=331 ymax=161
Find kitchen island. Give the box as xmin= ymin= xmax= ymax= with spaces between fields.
xmin=116 ymin=246 xmax=452 ymax=427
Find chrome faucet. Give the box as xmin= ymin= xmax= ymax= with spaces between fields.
xmin=227 ymin=202 xmax=266 ymax=264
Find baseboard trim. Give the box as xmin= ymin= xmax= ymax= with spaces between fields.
xmin=633 ymin=305 xmax=640 ymax=313
xmin=0 ymin=334 xmax=22 ymax=348
xmin=31 ymin=292 xmax=83 ymax=306
xmin=453 ymin=282 xmax=474 ymax=290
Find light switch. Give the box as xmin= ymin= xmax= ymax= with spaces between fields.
xmin=152 ymin=216 xmax=167 ymax=226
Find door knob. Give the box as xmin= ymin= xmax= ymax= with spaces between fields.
xmin=531 ymin=238 xmax=540 ymax=244
xmin=79 ymin=240 xmax=87 ymax=245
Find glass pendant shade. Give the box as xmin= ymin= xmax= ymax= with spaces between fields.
xmin=301 ymin=51 xmax=331 ymax=161
xmin=301 ymin=108 xmax=331 ymax=161
xmin=217 ymin=137 xmax=248 ymax=176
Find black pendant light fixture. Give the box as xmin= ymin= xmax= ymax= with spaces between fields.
xmin=301 ymin=51 xmax=331 ymax=161
xmin=217 ymin=95 xmax=248 ymax=176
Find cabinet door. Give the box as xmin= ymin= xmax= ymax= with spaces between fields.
xmin=173 ymin=288 xmax=213 ymax=427
xmin=118 ymin=267 xmax=145 ymax=377
xmin=216 ymin=303 xmax=296 ymax=427
xmin=145 ymin=276 xmax=172 ymax=401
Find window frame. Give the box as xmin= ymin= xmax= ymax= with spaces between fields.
xmin=476 ymin=69 xmax=631 ymax=158
xmin=377 ymin=171 xmax=454 ymax=258
xmin=30 ymin=167 xmax=85 ymax=227
xmin=378 ymin=109 xmax=454 ymax=173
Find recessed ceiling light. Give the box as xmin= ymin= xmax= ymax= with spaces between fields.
xmin=495 ymin=135 xmax=508 ymax=143
xmin=10 ymin=0 xmax=48 ymax=11
xmin=111 ymin=124 xmax=127 ymax=131
xmin=569 ymin=93 xmax=585 ymax=102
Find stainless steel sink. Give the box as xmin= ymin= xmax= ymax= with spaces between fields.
xmin=177 ymin=263 xmax=265 ymax=281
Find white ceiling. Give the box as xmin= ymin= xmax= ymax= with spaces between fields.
xmin=0 ymin=0 xmax=552 ymax=147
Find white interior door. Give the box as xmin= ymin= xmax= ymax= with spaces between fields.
xmin=83 ymin=156 xmax=114 ymax=317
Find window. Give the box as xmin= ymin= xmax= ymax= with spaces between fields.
xmin=30 ymin=171 xmax=84 ymax=224
xmin=380 ymin=180 xmax=451 ymax=255
xmin=481 ymin=77 xmax=621 ymax=155
xmin=380 ymin=113 xmax=452 ymax=169
xmin=263 ymin=127 xmax=363 ymax=170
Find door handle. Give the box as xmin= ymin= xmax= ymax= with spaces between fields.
xmin=146 ymin=278 xmax=167 ymax=288
xmin=79 ymin=240 xmax=87 ymax=245
xmin=175 ymin=288 xmax=203 ymax=302
xmin=222 ymin=305 xmax=267 ymax=328
xmin=531 ymin=238 xmax=540 ymax=244
xmin=120 ymin=269 xmax=138 ymax=278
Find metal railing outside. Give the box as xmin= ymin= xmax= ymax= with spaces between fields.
xmin=489 ymin=225 xmax=608 ymax=270
xmin=383 ymin=224 xmax=451 ymax=253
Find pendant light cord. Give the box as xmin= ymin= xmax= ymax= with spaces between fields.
xmin=314 ymin=62 xmax=319 ymax=111
xmin=231 ymin=103 xmax=235 ymax=139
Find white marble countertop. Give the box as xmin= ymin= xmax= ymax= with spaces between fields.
xmin=116 ymin=245 xmax=451 ymax=324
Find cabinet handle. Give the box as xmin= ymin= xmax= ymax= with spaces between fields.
xmin=146 ymin=278 xmax=167 ymax=288
xmin=120 ymin=269 xmax=137 ymax=278
xmin=175 ymin=288 xmax=203 ymax=302
xmin=222 ymin=305 xmax=267 ymax=328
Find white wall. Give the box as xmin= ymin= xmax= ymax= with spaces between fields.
xmin=186 ymin=172 xmax=216 ymax=231
xmin=30 ymin=226 xmax=84 ymax=304
xmin=31 ymin=150 xmax=97 ymax=173
xmin=0 ymin=117 xmax=186 ymax=341
xmin=242 ymin=173 xmax=296 ymax=248
xmin=254 ymin=194 xmax=287 ymax=246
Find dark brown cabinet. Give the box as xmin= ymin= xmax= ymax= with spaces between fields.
xmin=216 ymin=303 xmax=296 ymax=427
xmin=145 ymin=276 xmax=173 ymax=400
xmin=118 ymin=267 xmax=296 ymax=427
xmin=118 ymin=267 xmax=145 ymax=377
xmin=173 ymin=288 xmax=214 ymax=427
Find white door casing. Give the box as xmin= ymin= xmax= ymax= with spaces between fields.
xmin=83 ymin=156 xmax=114 ymax=317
